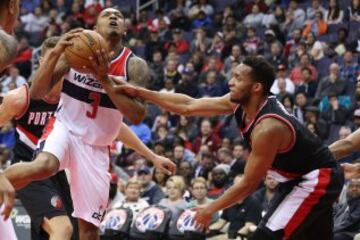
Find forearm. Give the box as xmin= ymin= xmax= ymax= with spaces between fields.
xmin=329 ymin=139 xmax=356 ymax=160
xmin=30 ymin=50 xmax=62 ymax=98
xmin=135 ymin=87 xmax=194 ymax=115
xmin=117 ymin=123 xmax=156 ymax=161
xmin=207 ymin=179 xmax=258 ymax=214
xmin=0 ymin=30 xmax=18 ymax=72
xmin=102 ymin=77 xmax=146 ymax=124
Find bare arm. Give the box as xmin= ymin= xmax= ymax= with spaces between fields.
xmin=0 ymin=30 xmax=18 ymax=72
xmin=0 ymin=87 xmax=27 ymax=126
xmin=117 ymin=122 xmax=176 ymax=175
xmin=30 ymin=51 xmax=69 ymax=99
xmin=117 ymin=83 xmax=235 ymax=116
xmin=329 ymin=128 xmax=360 ymax=160
xmin=195 ymin=118 xmax=290 ymax=226
xmin=101 ymin=56 xmax=149 ymax=124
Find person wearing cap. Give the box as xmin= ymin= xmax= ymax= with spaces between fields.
xmin=175 ymin=68 xmax=201 ymax=98
xmin=270 ymin=64 xmax=295 ymax=95
xmin=137 ymin=166 xmax=165 ymax=205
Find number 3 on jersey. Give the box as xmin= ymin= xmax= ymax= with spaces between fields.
xmin=87 ymin=92 xmax=101 ymax=119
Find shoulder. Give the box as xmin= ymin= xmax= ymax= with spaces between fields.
xmin=3 ymin=85 xmax=28 ymax=110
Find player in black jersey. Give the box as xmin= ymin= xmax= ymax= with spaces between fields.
xmin=0 ymin=0 xmax=20 ymax=222
xmin=116 ymin=56 xmax=345 ymax=239
xmin=0 ymin=36 xmax=79 ymax=240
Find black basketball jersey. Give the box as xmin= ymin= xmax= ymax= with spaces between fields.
xmin=234 ymin=95 xmax=337 ymax=178
xmin=13 ymin=85 xmax=58 ymax=162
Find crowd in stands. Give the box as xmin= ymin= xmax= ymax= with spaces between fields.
xmin=1 ymin=0 xmax=360 ymax=239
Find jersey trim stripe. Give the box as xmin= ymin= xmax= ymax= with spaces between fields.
xmin=62 ymin=79 xmax=117 ymax=109
xmin=15 ymin=84 xmax=30 ymax=120
xmin=16 ymin=125 xmax=39 ymax=149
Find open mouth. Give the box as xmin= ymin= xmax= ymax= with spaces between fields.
xmin=109 ymin=21 xmax=118 ymax=27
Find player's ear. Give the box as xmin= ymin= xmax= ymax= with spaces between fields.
xmin=39 ymin=56 xmax=44 ymax=65
xmin=253 ymin=82 xmax=263 ymax=93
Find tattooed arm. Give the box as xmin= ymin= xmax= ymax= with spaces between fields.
xmin=0 ymin=29 xmax=18 ymax=72
xmin=99 ymin=56 xmax=148 ymax=124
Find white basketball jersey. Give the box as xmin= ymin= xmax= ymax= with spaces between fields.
xmin=56 ymin=47 xmax=133 ymax=146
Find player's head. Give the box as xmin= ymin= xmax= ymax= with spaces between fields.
xmin=95 ymin=8 xmax=125 ymax=40
xmin=0 ymin=0 xmax=20 ymax=32
xmin=229 ymin=56 xmax=275 ymax=105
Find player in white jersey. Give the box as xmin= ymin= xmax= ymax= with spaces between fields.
xmin=0 ymin=0 xmax=20 ymax=239
xmin=4 ymin=8 xmax=176 ymax=240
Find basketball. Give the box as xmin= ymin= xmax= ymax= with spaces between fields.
xmin=64 ymin=30 xmax=108 ymax=74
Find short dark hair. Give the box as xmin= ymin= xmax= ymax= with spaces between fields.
xmin=41 ymin=36 xmax=60 ymax=56
xmin=243 ymin=56 xmax=275 ymax=96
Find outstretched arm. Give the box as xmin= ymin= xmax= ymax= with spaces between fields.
xmin=116 ymin=83 xmax=235 ymax=116
xmin=329 ymin=128 xmax=360 ymax=160
xmin=0 ymin=87 xmax=27 ymax=126
xmin=194 ymin=118 xmax=287 ymax=227
xmin=0 ymin=30 xmax=18 ymax=72
xmin=117 ymin=122 xmax=176 ymax=175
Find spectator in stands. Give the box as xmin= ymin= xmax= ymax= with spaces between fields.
xmin=165 ymin=28 xmax=190 ymax=55
xmin=302 ymin=11 xmax=328 ymax=37
xmin=13 ymin=37 xmax=32 ymax=78
xmin=190 ymin=27 xmax=211 ymax=53
xmin=160 ymin=79 xmax=175 ymax=93
xmin=149 ymin=50 xmax=165 ymax=90
xmin=1 ymin=66 xmax=26 ymax=94
xmin=0 ymin=122 xmax=15 ymax=149
xmin=333 ymin=178 xmax=360 ymax=240
xmin=348 ymin=29 xmax=360 ymax=53
xmin=153 ymin=167 xmax=169 ymax=193
xmin=284 ymin=28 xmax=302 ymax=60
xmin=194 ymin=151 xmax=216 ymax=179
xmin=325 ymin=0 xmax=343 ymax=25
xmin=294 ymin=91 xmax=308 ymax=124
xmin=345 ymin=0 xmax=360 ymax=22
xmin=296 ymin=66 xmax=318 ymax=99
xmin=307 ymin=0 xmax=326 ymax=21
xmin=281 ymin=7 xmax=304 ymax=38
xmin=138 ymin=166 xmax=165 ymax=205
xmin=245 ymin=0 xmax=268 ymax=14
xmin=331 ymin=28 xmax=350 ymax=57
xmin=316 ymin=63 xmax=346 ymax=101
xmin=266 ymin=41 xmax=286 ymax=68
xmin=320 ymin=93 xmax=349 ymax=126
xmin=188 ymin=177 xmax=219 ymax=223
xmin=252 ymin=174 xmax=279 ymax=217
xmin=304 ymin=106 xmax=329 ymax=140
xmin=200 ymin=70 xmax=223 ymax=97
xmin=206 ymin=31 xmax=224 ymax=57
xmin=223 ymin=44 xmax=244 ymax=75
xmin=175 ymin=68 xmax=201 ymax=97
xmin=243 ymin=27 xmax=261 ymax=55
xmin=275 ymin=78 xmax=291 ymax=100
xmin=337 ymin=126 xmax=360 ymax=163
xmin=200 ymin=57 xmax=225 ymax=83
xmin=164 ymin=58 xmax=181 ymax=85
xmin=193 ymin=118 xmax=221 ymax=153
xmin=175 ymin=116 xmax=198 ymax=142
xmin=208 ymin=164 xmax=230 ymax=199
xmin=188 ymin=0 xmax=214 ymax=18
xmin=306 ymin=32 xmax=325 ymax=60
xmin=290 ymin=53 xmax=318 ymax=85
xmin=340 ymin=51 xmax=360 ymax=94
xmin=288 ymin=0 xmax=306 ymax=25
xmin=191 ymin=10 xmax=213 ymax=30
xmin=21 ymin=6 xmax=50 ymax=45
xmin=159 ymin=176 xmax=188 ymax=220
xmin=158 ymin=17 xmax=172 ymax=42
xmin=129 ymin=121 xmax=152 ymax=145
xmin=271 ymin=64 xmax=295 ymax=95
xmin=117 ymin=179 xmax=149 ymax=221
xmin=243 ymin=4 xmax=264 ymax=28
xmin=281 ymin=94 xmax=295 ymax=114
xmin=208 ymin=175 xmax=261 ymax=239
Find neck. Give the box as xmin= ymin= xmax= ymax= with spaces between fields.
xmin=108 ymin=37 xmax=123 ymax=58
xmin=197 ymin=198 xmax=207 ymax=204
xmin=243 ymin=95 xmax=267 ymax=120
xmin=266 ymin=189 xmax=275 ymax=200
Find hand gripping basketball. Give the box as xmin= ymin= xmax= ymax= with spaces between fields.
xmin=53 ymin=28 xmax=83 ymax=55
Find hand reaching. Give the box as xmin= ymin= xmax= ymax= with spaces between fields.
xmin=341 ymin=163 xmax=360 ymax=179
xmin=0 ymin=173 xmax=15 ymax=220
xmin=151 ymin=155 xmax=176 ymax=176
